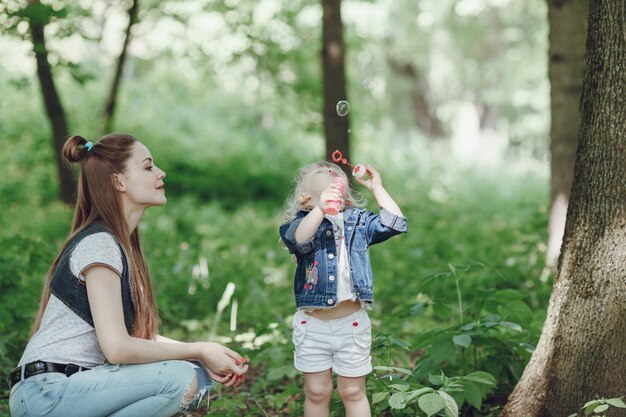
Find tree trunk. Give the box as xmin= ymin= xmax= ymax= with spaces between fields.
xmin=28 ymin=0 xmax=75 ymax=205
xmin=321 ymin=0 xmax=350 ymax=168
xmin=388 ymin=58 xmax=445 ymax=139
xmin=501 ymin=1 xmax=626 ymax=416
xmin=545 ymin=0 xmax=588 ymax=269
xmin=102 ymin=0 xmax=139 ymax=133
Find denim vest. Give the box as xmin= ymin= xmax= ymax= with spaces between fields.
xmin=279 ymin=207 xmax=407 ymax=309
xmin=49 ymin=223 xmax=135 ymax=334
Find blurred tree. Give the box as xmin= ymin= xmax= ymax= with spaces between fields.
xmin=322 ymin=0 xmax=350 ymax=166
xmin=501 ymin=1 xmax=625 ymax=415
xmin=388 ymin=57 xmax=445 ymax=139
xmin=4 ymin=0 xmax=140 ymax=204
xmin=102 ymin=0 xmax=139 ymax=134
xmin=545 ymin=0 xmax=588 ymax=270
xmin=24 ymin=0 xmax=75 ymax=204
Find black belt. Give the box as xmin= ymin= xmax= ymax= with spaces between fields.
xmin=7 ymin=360 xmax=90 ymax=390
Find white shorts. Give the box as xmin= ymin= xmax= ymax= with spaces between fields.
xmin=292 ymin=308 xmax=372 ymax=377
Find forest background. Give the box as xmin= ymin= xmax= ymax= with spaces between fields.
xmin=0 ymin=0 xmax=608 ymax=416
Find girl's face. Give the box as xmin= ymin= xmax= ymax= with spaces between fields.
xmin=300 ymin=165 xmax=345 ymax=208
xmin=116 ymin=142 xmax=167 ymax=210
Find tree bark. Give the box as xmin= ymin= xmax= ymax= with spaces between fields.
xmin=28 ymin=0 xmax=75 ymax=205
xmin=102 ymin=0 xmax=139 ymax=134
xmin=321 ymin=0 xmax=350 ymax=169
xmin=501 ymin=1 xmax=626 ymax=416
xmin=546 ymin=0 xmax=588 ymax=269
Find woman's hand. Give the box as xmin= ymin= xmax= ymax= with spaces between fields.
xmin=208 ymin=369 xmax=247 ymax=388
xmin=199 ymin=342 xmax=248 ymax=387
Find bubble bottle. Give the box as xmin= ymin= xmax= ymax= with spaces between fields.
xmin=331 ymin=150 xmax=371 ymax=181
xmin=323 ymin=178 xmax=345 ymax=215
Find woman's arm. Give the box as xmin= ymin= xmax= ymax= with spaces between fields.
xmin=85 ymin=266 xmax=248 ymax=383
xmin=153 ymin=334 xmax=245 ymax=386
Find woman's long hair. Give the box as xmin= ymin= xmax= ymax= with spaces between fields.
xmin=30 ymin=133 xmax=159 ymax=340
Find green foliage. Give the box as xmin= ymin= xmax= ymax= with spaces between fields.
xmin=572 ymin=397 xmax=626 ymax=417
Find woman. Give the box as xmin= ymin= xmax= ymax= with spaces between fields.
xmin=8 ymin=133 xmax=248 ymax=417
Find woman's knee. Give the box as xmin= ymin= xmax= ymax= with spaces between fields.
xmin=156 ymin=361 xmax=197 ymax=403
xmin=305 ymin=380 xmax=333 ymax=403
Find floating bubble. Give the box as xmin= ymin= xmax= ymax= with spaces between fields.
xmin=336 ymin=100 xmax=350 ymax=117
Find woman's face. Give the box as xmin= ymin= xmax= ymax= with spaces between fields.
xmin=117 ymin=142 xmax=167 ymax=210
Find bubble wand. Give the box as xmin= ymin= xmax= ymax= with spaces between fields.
xmin=331 ymin=150 xmax=370 ymax=180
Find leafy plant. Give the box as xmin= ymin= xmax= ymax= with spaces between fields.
xmin=568 ymin=397 xmax=626 ymax=417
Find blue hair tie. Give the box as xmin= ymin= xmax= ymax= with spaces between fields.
xmin=85 ymin=141 xmax=94 ymax=153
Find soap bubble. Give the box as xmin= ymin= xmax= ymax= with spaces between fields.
xmin=336 ymin=100 xmax=350 ymax=117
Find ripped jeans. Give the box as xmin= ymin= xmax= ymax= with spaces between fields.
xmin=8 ymin=360 xmax=213 ymax=417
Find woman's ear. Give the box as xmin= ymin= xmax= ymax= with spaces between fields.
xmin=112 ymin=173 xmax=126 ymax=192
xmin=297 ymin=193 xmax=311 ymax=205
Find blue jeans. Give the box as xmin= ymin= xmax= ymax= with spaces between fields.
xmin=9 ymin=360 xmax=213 ymax=417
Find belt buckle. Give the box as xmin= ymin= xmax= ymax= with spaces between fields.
xmin=65 ymin=363 xmax=80 ymax=376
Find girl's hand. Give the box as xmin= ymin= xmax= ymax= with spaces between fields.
xmin=355 ymin=163 xmax=382 ymax=191
xmin=198 ymin=342 xmax=248 ymax=379
xmin=318 ymin=181 xmax=344 ymax=210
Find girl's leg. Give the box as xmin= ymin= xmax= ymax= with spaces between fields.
xmin=337 ymin=375 xmax=370 ymax=417
xmin=303 ymin=370 xmax=333 ymax=417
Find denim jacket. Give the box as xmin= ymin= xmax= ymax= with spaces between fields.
xmin=279 ymin=207 xmax=407 ymax=309
xmin=49 ymin=222 xmax=135 ymax=334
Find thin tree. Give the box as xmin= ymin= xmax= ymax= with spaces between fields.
xmin=102 ymin=0 xmax=139 ymax=133
xmin=321 ymin=0 xmax=350 ymax=166
xmin=26 ymin=0 xmax=74 ymax=204
xmin=545 ymin=0 xmax=588 ymax=270
xmin=501 ymin=1 xmax=626 ymax=416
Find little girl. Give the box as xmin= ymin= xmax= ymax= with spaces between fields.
xmin=279 ymin=160 xmax=407 ymax=417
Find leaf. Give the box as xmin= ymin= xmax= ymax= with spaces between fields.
xmin=584 ymin=400 xmax=603 ymax=416
xmin=373 ymin=365 xmax=413 ymax=375
xmin=463 ymin=371 xmax=496 ymax=386
xmin=460 ymin=323 xmax=476 ymax=331
xmin=430 ymin=339 xmax=456 ymax=363
xmin=410 ymin=302 xmax=429 ymax=316
xmin=418 ymin=393 xmax=446 ymax=416
xmin=499 ymin=300 xmax=533 ymax=324
xmin=372 ymin=391 xmax=390 ymax=404
xmin=452 ymin=334 xmax=472 ymax=348
xmin=389 ymin=384 xmax=410 ymax=392
xmin=429 ymin=374 xmax=443 ymax=386
xmin=433 ymin=302 xmax=453 ymax=320
xmin=439 ymin=391 xmax=460 ymax=417
xmin=389 ymin=337 xmax=412 ymax=350
xmin=593 ymin=404 xmax=609 ymax=413
xmin=462 ymin=382 xmax=483 ymax=410
xmin=605 ymin=398 xmax=626 ymax=408
xmin=406 ymin=387 xmax=436 ymax=402
xmin=389 ymin=392 xmax=408 ymax=410
xmin=498 ymin=321 xmax=523 ymax=332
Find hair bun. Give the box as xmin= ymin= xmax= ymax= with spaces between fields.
xmin=62 ymin=135 xmax=90 ymax=163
